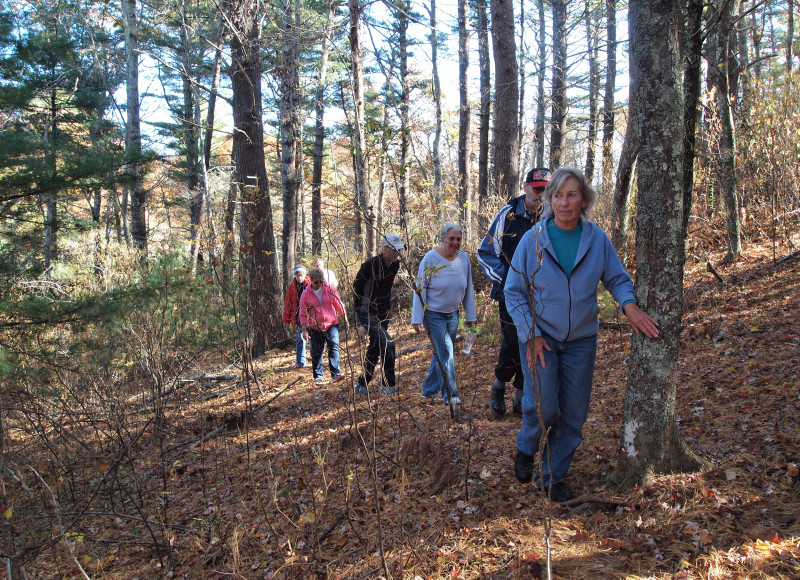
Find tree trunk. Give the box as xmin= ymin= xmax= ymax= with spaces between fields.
xmin=228 ymin=0 xmax=283 ymax=357
xmin=427 ymin=0 xmax=443 ymax=213
xmin=710 ymin=0 xmax=743 ymax=262
xmin=549 ymin=0 xmax=567 ymax=168
xmin=122 ymin=0 xmax=147 ymax=253
xmin=279 ymin=0 xmax=302 ymax=287
xmin=788 ymin=0 xmax=794 ymax=74
xmin=611 ymin=94 xmax=637 ymax=267
xmin=611 ymin=0 xmax=709 ymax=489
xmin=601 ymin=0 xmax=616 ymax=194
xmin=476 ymin=0 xmax=490 ymax=222
xmin=457 ymin=0 xmax=471 ymax=227
xmin=535 ymin=0 xmax=546 ymax=167
xmin=397 ymin=0 xmax=411 ymax=229
xmin=517 ymin=0 xmax=525 ymax=153
xmin=349 ymin=0 xmax=369 ymax=256
xmin=584 ymin=2 xmax=600 ymax=184
xmin=681 ymin=0 xmax=705 ymax=241
xmin=122 ymin=0 xmax=147 ymax=252
xmin=311 ymin=0 xmax=335 ymax=255
xmin=491 ymin=0 xmax=519 ymax=198
xmin=181 ymin=5 xmax=202 ymax=266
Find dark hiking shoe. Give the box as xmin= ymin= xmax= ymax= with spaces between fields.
xmin=543 ymin=481 xmax=573 ymax=503
xmin=514 ymin=450 xmax=534 ymax=483
xmin=512 ymin=389 xmax=523 ymax=415
xmin=380 ymin=385 xmax=398 ymax=395
xmin=490 ymin=379 xmax=507 ymax=415
xmin=355 ymin=381 xmax=368 ymax=395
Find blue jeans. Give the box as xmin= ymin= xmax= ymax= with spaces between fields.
xmin=295 ymin=326 xmax=307 ymax=366
xmin=356 ymin=311 xmax=396 ymax=388
xmin=421 ymin=310 xmax=460 ymax=402
xmin=308 ymin=325 xmax=341 ymax=380
xmin=516 ymin=332 xmax=597 ymax=486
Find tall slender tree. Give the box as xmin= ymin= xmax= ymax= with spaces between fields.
xmin=311 ymin=0 xmax=337 ymax=255
xmin=475 ymin=0 xmax=491 ymax=218
xmin=491 ymin=0 xmax=519 ymax=198
xmin=122 ymin=0 xmax=147 ymax=251
xmin=549 ymin=0 xmax=567 ymax=168
xmin=457 ymin=0 xmax=471 ymax=225
xmin=278 ymin=0 xmax=303 ymax=287
xmin=534 ymin=0 xmax=547 ymax=167
xmin=601 ymin=0 xmax=616 ymax=194
xmin=349 ymin=0 xmax=369 ymax=255
xmin=584 ymin=2 xmax=601 ymax=184
xmin=427 ymin=0 xmax=443 ymax=209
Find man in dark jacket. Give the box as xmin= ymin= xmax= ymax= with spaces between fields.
xmin=477 ymin=168 xmax=551 ymax=415
xmin=353 ymin=233 xmax=404 ymax=395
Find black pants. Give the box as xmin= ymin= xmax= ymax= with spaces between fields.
xmin=494 ymin=300 xmax=524 ymax=391
xmin=356 ymin=311 xmax=396 ymax=388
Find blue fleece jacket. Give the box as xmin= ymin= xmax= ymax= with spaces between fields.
xmin=503 ymin=217 xmax=637 ymax=344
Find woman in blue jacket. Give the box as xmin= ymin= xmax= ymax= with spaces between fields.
xmin=504 ymin=167 xmax=659 ymax=502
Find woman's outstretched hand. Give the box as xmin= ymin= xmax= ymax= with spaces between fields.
xmin=624 ymin=303 xmax=660 ymax=338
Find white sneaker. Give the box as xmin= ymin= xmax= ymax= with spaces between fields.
xmin=448 ymin=396 xmax=461 ymax=405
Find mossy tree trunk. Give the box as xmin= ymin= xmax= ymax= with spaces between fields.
xmin=611 ymin=1 xmax=709 ymax=489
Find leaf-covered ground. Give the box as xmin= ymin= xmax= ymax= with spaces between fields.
xmin=3 ymin=238 xmax=800 ymax=579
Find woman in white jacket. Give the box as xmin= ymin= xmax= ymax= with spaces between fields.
xmin=411 ymin=224 xmax=477 ymax=406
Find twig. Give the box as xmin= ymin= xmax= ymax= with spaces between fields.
xmin=314 ymin=510 xmax=346 ymax=547
xmin=706 ymin=261 xmax=725 ymax=283
xmin=559 ymin=494 xmax=630 ymax=508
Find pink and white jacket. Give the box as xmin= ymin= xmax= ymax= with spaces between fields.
xmin=299 ymin=282 xmax=347 ymax=331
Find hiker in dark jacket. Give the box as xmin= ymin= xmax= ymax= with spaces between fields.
xmin=478 ymin=168 xmax=552 ymax=416
xmin=352 ymin=233 xmax=404 ymax=395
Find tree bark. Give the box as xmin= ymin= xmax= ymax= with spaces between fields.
xmin=680 ymin=0 xmax=705 ymax=241
xmin=457 ymin=0 xmax=471 ymax=226
xmin=122 ymin=0 xmax=147 ymax=251
xmin=311 ymin=0 xmax=335 ymax=256
xmin=181 ymin=5 xmax=202 ymax=266
xmin=788 ymin=0 xmax=794 ymax=74
xmin=549 ymin=0 xmax=567 ymax=168
xmin=601 ymin=0 xmax=616 ymax=194
xmin=228 ymin=0 xmax=283 ymax=357
xmin=491 ymin=0 xmax=519 ymax=199
xmin=584 ymin=2 xmax=600 ymax=184
xmin=279 ymin=0 xmax=303 ymax=288
xmin=428 ymin=0 xmax=443 ymax=213
xmin=612 ymin=0 xmax=708 ymax=489
xmin=535 ymin=0 xmax=546 ymax=167
xmin=476 ymin=0 xmax=491 ymax=222
xmin=611 ymin=91 xmax=637 ymax=266
xmin=709 ymin=0 xmax=743 ymax=262
xmin=349 ymin=0 xmax=369 ymax=256
xmin=397 ymin=0 xmax=411 ymax=229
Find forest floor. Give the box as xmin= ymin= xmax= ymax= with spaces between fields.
xmin=4 ymin=235 xmax=800 ymax=579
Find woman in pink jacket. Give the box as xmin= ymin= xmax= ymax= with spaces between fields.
xmin=299 ymin=268 xmax=350 ymax=383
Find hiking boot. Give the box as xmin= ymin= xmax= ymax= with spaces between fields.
xmin=512 ymin=389 xmax=523 ymax=415
xmin=514 ymin=450 xmax=534 ymax=483
xmin=313 ymin=376 xmax=325 ymax=384
xmin=542 ymin=481 xmax=573 ymax=503
xmin=331 ymin=374 xmax=345 ymax=384
xmin=355 ymin=381 xmax=368 ymax=395
xmin=490 ymin=379 xmax=506 ymax=415
xmin=380 ymin=385 xmax=398 ymax=395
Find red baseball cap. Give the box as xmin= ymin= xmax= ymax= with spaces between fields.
xmin=525 ymin=168 xmax=552 ymax=188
